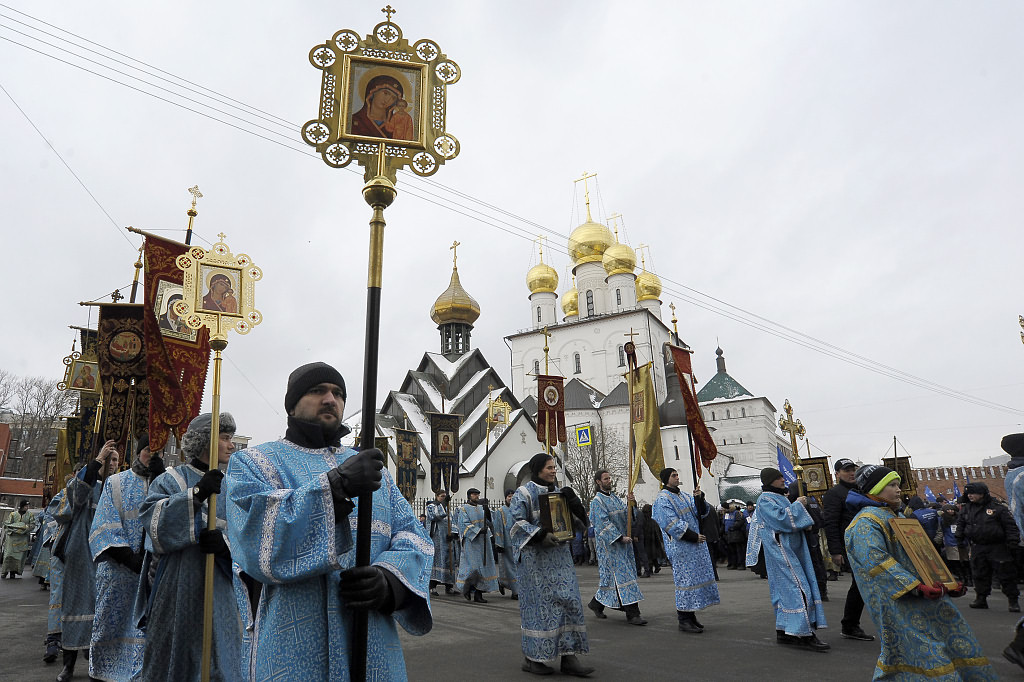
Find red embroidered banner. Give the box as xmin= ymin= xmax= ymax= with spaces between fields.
xmin=536 ymin=374 xmax=567 ymax=444
xmin=670 ymin=345 xmax=718 ymax=475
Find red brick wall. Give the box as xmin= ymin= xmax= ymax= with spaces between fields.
xmin=912 ymin=465 xmax=1008 ymax=502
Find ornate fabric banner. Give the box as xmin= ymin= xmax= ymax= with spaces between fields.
xmin=96 ymin=304 xmax=149 ymax=446
xmin=142 ymin=233 xmax=211 ymax=451
xmin=429 ymin=412 xmax=460 ymax=494
xmin=56 ymin=421 xmax=75 ymax=487
xmin=670 ymin=345 xmax=718 ymax=476
xmin=394 ymin=427 xmax=419 ymax=503
xmin=535 ymin=374 xmax=567 ymax=444
xmin=628 ymin=364 xmax=666 ymax=489
xmin=76 ymin=328 xmax=101 ymax=462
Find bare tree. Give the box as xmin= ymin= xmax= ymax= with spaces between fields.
xmin=5 ymin=375 xmax=75 ymax=479
xmin=561 ymin=425 xmax=630 ymax=511
xmin=0 ymin=368 xmax=15 ymax=414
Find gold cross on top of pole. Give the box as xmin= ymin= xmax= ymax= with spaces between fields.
xmin=624 ymin=328 xmax=640 ymax=344
xmin=536 ymin=235 xmax=548 ymax=263
xmin=450 ymin=240 xmax=460 ymax=268
xmin=574 ymin=170 xmax=598 ymax=221
xmin=188 ymin=185 xmax=203 ymax=209
xmin=382 ymin=5 xmax=397 ymax=22
xmin=217 ymin=232 xmax=227 ymax=242
xmin=669 ymin=303 xmax=678 ymax=335
xmin=778 ymin=399 xmax=806 ymax=465
xmin=540 ymin=326 xmax=552 ymax=373
xmin=608 ymin=212 xmax=623 ymax=240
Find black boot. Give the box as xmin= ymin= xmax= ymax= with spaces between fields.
xmin=677 ymin=611 xmax=702 ymax=634
xmin=56 ymin=648 xmax=77 ymax=682
xmin=624 ymin=603 xmax=647 ymax=626
xmin=560 ymin=655 xmax=594 ymax=677
xmin=521 ymin=658 xmax=554 ymax=675
xmin=587 ymin=597 xmax=607 ymax=619
xmin=43 ymin=634 xmax=61 ymax=663
xmin=1004 ymin=624 xmax=1024 ymax=671
xmin=969 ymin=595 xmax=989 ymax=609
xmin=473 ymin=590 xmax=488 ymax=603
xmin=1010 ymin=597 xmax=1020 ymax=613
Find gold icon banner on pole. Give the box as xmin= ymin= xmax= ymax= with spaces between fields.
xmin=175 ymin=235 xmax=263 ymax=341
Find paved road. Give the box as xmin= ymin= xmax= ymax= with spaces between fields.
xmin=3 ymin=565 xmax=1021 ymax=680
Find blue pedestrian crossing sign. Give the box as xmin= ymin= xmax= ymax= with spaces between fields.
xmin=575 ymin=424 xmax=592 ymax=447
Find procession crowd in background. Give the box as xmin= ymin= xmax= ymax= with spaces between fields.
xmin=3 ymin=362 xmax=1024 ymax=680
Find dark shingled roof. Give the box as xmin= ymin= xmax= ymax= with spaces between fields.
xmin=696 ymin=371 xmax=753 ymax=403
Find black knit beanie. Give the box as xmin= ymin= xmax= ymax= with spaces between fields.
xmin=285 ymin=362 xmax=346 ymax=413
xmin=1002 ymin=433 xmax=1024 ymax=460
xmin=760 ymin=467 xmax=783 ymax=486
xmin=135 ymin=433 xmax=149 ymax=456
xmin=660 ymin=468 xmax=676 ymax=485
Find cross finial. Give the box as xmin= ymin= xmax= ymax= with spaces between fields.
xmin=669 ymin=302 xmax=678 ymax=334
xmin=536 ymin=235 xmax=548 ymax=264
xmin=608 ymin=212 xmax=623 ymax=241
xmin=574 ymin=171 xmax=598 ymax=221
xmin=217 ymin=232 xmax=227 ymax=242
xmin=637 ymin=243 xmax=648 ymax=270
xmin=110 ymin=289 xmax=124 ymax=303
xmin=450 ymin=240 xmax=460 ymax=268
xmin=382 ymin=5 xmax=396 ymax=22
xmin=188 ymin=184 xmax=203 ymax=209
xmin=624 ymin=327 xmax=640 ymax=343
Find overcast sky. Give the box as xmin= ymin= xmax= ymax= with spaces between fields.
xmin=1 ymin=1 xmax=1022 ymax=468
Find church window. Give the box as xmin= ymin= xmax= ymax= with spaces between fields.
xmin=586 ymin=290 xmax=595 ymax=316
xmin=710 ymin=411 xmax=715 ymax=421
xmin=726 ymin=409 xmax=731 ymax=419
xmin=533 ymin=360 xmax=539 ymax=374
xmin=739 ymin=437 xmax=743 ymax=444
xmin=722 ymin=439 xmax=727 ymax=446
xmin=616 ymin=289 xmax=621 ymax=306
xmin=741 ymin=408 xmax=746 ymax=418
xmin=537 ymin=307 xmax=541 ymax=323
xmin=617 ymin=345 xmax=625 ymax=366
xmin=674 ymin=445 xmax=679 ymax=461
xmin=574 ymin=353 xmax=581 ymax=374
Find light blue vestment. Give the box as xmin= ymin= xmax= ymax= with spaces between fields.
xmin=493 ymin=504 xmax=518 ymax=593
xmin=652 ymin=488 xmax=720 ymax=612
xmin=425 ymin=500 xmax=457 ymax=585
xmin=755 ymin=491 xmax=826 ymax=636
xmin=510 ymin=481 xmax=588 ymax=663
xmin=226 ymin=439 xmax=433 ymax=682
xmin=33 ymin=493 xmax=61 ymax=582
xmin=589 ymin=492 xmax=642 ymax=608
xmin=455 ymin=503 xmax=498 ymax=593
xmin=46 ymin=490 xmax=66 ymax=635
xmin=1007 ymin=466 xmax=1024 ymax=631
xmin=846 ymin=502 xmax=995 ymax=681
xmin=136 ymin=463 xmax=243 ymax=682
xmin=88 ymin=468 xmax=149 ymax=681
xmin=55 ymin=469 xmax=102 ymax=649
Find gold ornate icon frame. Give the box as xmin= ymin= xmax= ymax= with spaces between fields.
xmin=59 ymin=347 xmax=101 ymax=394
xmin=302 ymin=17 xmax=460 ymax=181
xmin=175 ymin=235 xmax=263 ymax=342
xmin=489 ymin=396 xmax=510 ymax=426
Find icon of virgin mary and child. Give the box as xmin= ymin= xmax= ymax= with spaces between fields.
xmin=351 ymin=74 xmax=415 ymax=141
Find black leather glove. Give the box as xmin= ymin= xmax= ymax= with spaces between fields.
xmin=495 ymin=545 xmax=505 ymax=554
xmin=447 ymin=532 xmax=458 ymax=541
xmin=194 ymin=469 xmax=224 ymax=503
xmin=339 ymin=565 xmax=394 ymax=611
xmin=327 ymin=448 xmax=384 ymax=499
xmin=104 ymin=546 xmax=144 ymax=574
xmin=682 ymin=528 xmax=701 ymax=543
xmin=540 ymin=534 xmax=560 ymax=548
xmin=198 ymin=528 xmax=229 ymax=556
xmin=147 ymin=455 xmax=166 ymax=480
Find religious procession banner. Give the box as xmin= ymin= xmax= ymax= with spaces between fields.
xmin=669 ymin=345 xmax=718 ymax=477
xmin=628 ymin=364 xmax=665 ymax=489
xmin=142 ymin=232 xmax=212 ymax=452
xmin=96 ymin=303 xmax=149 ymax=447
xmin=429 ymin=412 xmax=460 ymax=494
xmin=394 ymin=427 xmax=419 ymax=503
xmin=55 ymin=425 xmax=73 ymax=491
xmin=535 ymin=374 xmax=567 ymax=444
xmin=75 ymin=327 xmax=101 ymax=463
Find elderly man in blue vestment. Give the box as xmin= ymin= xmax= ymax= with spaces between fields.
xmin=846 ymin=464 xmax=995 ymax=680
xmin=425 ymin=490 xmax=458 ymax=596
xmin=652 ymin=467 xmax=720 ymax=634
xmin=455 ymin=487 xmax=498 ymax=603
xmin=226 ymin=362 xmax=433 ymax=681
xmin=588 ymin=469 xmax=646 ymax=625
xmin=753 ymin=467 xmax=830 ymax=652
xmin=88 ymin=434 xmax=165 ymax=681
xmin=493 ymin=489 xmax=519 ymax=600
xmin=54 ymin=438 xmax=119 ymax=682
xmin=511 ymin=453 xmax=594 ymax=677
xmin=136 ymin=413 xmax=244 ymax=682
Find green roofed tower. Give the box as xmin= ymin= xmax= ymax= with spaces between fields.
xmin=696 ymin=347 xmax=753 ymax=402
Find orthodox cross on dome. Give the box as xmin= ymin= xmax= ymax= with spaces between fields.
xmin=381 ymin=4 xmax=396 ymax=22
xmin=778 ymin=399 xmax=806 ymax=466
xmin=535 ymin=234 xmax=549 ymax=263
xmin=574 ymin=170 xmax=598 ymax=221
xmin=637 ymin=243 xmax=649 ymax=270
xmin=450 ymin=240 xmax=460 ymax=268
xmin=608 ymin=212 xmax=623 ymax=241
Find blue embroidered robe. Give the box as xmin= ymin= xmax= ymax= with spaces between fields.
xmin=755 ymin=491 xmax=826 ymax=636
xmin=455 ymin=503 xmax=498 ymax=593
xmin=510 ymin=481 xmax=588 ymax=663
xmin=493 ymin=504 xmax=518 ymax=593
xmin=1007 ymin=466 xmax=1024 ymax=631
xmin=589 ymin=492 xmax=642 ymax=608
xmin=55 ymin=470 xmax=102 ymax=649
xmin=846 ymin=501 xmax=995 ymax=681
xmin=225 ymin=439 xmax=433 ymax=682
xmin=652 ymin=488 xmax=720 ymax=612
xmin=45 ymin=490 xmax=66 ymax=635
xmin=136 ymin=463 xmax=243 ymax=682
xmin=88 ymin=468 xmax=149 ymax=681
xmin=425 ymin=501 xmax=456 ymax=585
xmin=33 ymin=493 xmax=62 ymax=581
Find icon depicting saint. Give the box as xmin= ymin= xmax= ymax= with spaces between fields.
xmin=72 ymin=365 xmax=96 ymax=390
xmin=159 ymin=294 xmax=185 ymax=333
xmin=351 ymin=74 xmax=415 ymax=141
xmin=439 ymin=433 xmax=454 ymax=454
xmin=202 ymin=273 xmax=238 ymax=314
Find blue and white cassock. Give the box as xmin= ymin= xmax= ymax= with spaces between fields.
xmin=425 ymin=500 xmax=456 ymax=585
xmin=54 ymin=469 xmax=102 ymax=649
xmin=493 ymin=504 xmax=518 ymax=593
xmin=1007 ymin=466 xmax=1024 ymax=631
xmin=225 ymin=439 xmax=433 ymax=682
xmin=455 ymin=503 xmax=498 ymax=593
xmin=651 ymin=488 xmax=720 ymax=612
xmin=755 ymin=491 xmax=826 ymax=636
xmin=32 ymin=492 xmax=62 ymax=582
xmin=87 ymin=468 xmax=149 ymax=681
xmin=45 ymin=490 xmax=66 ymax=635
xmin=509 ymin=481 xmax=588 ymax=663
xmin=845 ymin=502 xmax=995 ymax=681
xmin=135 ymin=463 xmax=243 ymax=682
xmin=745 ymin=510 xmax=763 ymax=567
xmin=589 ymin=492 xmax=643 ymax=608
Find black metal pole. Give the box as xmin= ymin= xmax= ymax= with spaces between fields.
xmin=685 ymin=423 xmax=699 ymax=490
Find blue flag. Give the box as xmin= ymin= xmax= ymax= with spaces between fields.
xmin=777 ymin=445 xmax=797 ymax=486
xmin=924 ymin=485 xmax=937 ymax=503
xmin=953 ymin=480 xmax=962 ymax=499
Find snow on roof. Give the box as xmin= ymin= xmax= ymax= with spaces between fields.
xmin=450 ymin=369 xmax=490 ymax=408
xmin=394 ymin=394 xmax=431 ymax=442
xmin=412 ymin=375 xmax=444 ymax=412
xmin=427 ymin=352 xmax=475 ymax=381
xmin=458 ymin=386 xmax=496 ymax=439
xmin=460 ymin=408 xmax=523 ymax=473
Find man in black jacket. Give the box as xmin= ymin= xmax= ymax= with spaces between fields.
xmin=821 ymin=458 xmax=874 ymax=641
xmin=956 ymin=481 xmax=1020 ymax=611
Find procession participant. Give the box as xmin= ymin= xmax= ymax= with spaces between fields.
xmin=3 ymin=499 xmax=35 ymax=578
xmin=641 ymin=504 xmax=663 ymax=573
xmin=652 ymin=468 xmax=720 ymax=634
xmin=493 ymin=489 xmax=519 ymax=600
xmin=54 ymin=439 xmax=119 ymax=682
xmin=455 ymin=487 xmax=498 ymax=603
xmin=788 ymin=480 xmax=829 ymax=602
xmin=87 ymin=434 xmax=164 ymax=681
xmin=41 ymin=485 xmax=67 ymax=664
xmin=587 ymin=469 xmax=646 ymax=625
xmin=753 ymin=468 xmax=829 ymax=652
xmin=822 ymin=457 xmax=874 ymax=641
xmin=226 ymin=362 xmax=433 ymax=681
xmin=845 ymin=465 xmax=995 ymax=680
xmin=956 ymin=480 xmax=1020 ymax=612
xmin=999 ymin=433 xmax=1024 ymax=670
xmin=425 ymin=490 xmax=457 ymax=595
xmin=136 ymin=413 xmax=243 ymax=682
xmin=33 ymin=496 xmax=59 ymax=591
xmin=510 ymin=453 xmax=593 ymax=677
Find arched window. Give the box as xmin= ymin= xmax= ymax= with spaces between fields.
xmin=574 ymin=352 xmax=581 ymax=374
xmin=710 ymin=411 xmax=715 ymax=421
xmin=726 ymin=409 xmax=731 ymax=419
xmin=674 ymin=445 xmax=680 ymax=461
xmin=722 ymin=439 xmax=727 ymax=446
xmin=739 ymin=437 xmax=743 ymax=444
xmin=616 ymin=288 xmax=622 ymax=306
xmin=617 ymin=345 xmax=625 ymax=366
xmin=586 ymin=290 xmax=595 ymax=316
xmin=533 ymin=360 xmax=539 ymax=374
xmin=536 ymin=307 xmax=541 ymax=323
xmin=741 ymin=407 xmax=746 ymax=418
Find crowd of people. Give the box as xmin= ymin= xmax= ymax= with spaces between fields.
xmin=2 ymin=361 xmax=1023 ymax=680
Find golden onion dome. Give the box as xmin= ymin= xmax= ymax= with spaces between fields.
xmin=568 ymin=218 xmax=614 ymax=265
xmin=636 ymin=269 xmax=662 ymax=301
xmin=561 ymin=285 xmax=579 ymax=317
xmin=431 ymin=266 xmax=480 ymax=325
xmin=602 ymin=242 xmax=636 ymax=276
xmin=526 ymin=262 xmax=558 ymax=294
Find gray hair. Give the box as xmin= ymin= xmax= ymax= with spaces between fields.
xmin=180 ymin=412 xmax=236 ymax=460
